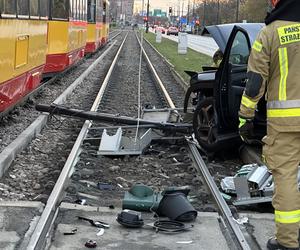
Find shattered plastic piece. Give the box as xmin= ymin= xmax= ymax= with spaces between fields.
xmin=75 ymin=199 xmax=86 ymax=205
xmin=176 ymin=241 xmax=193 ymax=244
xmin=78 ymin=216 xmax=110 ymax=229
xmin=85 ymin=240 xmax=97 ymax=248
xmin=220 ymin=164 xmax=257 ymax=194
xmin=96 ymin=228 xmax=105 ymax=236
xmin=220 ymin=192 xmax=232 ymax=201
xmin=233 ymin=216 xmax=249 ymax=225
xmin=97 ymin=183 xmax=113 ymax=190
xmin=63 ymin=228 xmax=77 ymax=235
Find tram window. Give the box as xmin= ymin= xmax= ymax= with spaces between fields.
xmin=2 ymin=0 xmax=16 ymax=16
xmin=81 ymin=0 xmax=84 ymax=20
xmin=73 ymin=0 xmax=77 ymax=20
xmin=39 ymin=0 xmax=48 ymax=18
xmin=69 ymin=0 xmax=73 ymax=19
xmin=103 ymin=3 xmax=106 ymax=23
xmin=18 ymin=0 xmax=29 ymax=17
xmin=87 ymin=0 xmax=95 ymax=22
xmin=82 ymin=0 xmax=85 ymax=21
xmin=51 ymin=0 xmax=69 ymax=20
xmin=0 ymin=1 xmax=3 ymax=14
xmin=30 ymin=0 xmax=39 ymax=18
xmin=96 ymin=0 xmax=102 ymax=23
xmin=82 ymin=0 xmax=86 ymax=21
xmin=78 ymin=0 xmax=82 ymax=20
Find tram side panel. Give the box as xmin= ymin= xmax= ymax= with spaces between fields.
xmin=101 ymin=0 xmax=109 ymax=45
xmin=44 ymin=0 xmax=87 ymax=75
xmin=0 ymin=2 xmax=48 ymax=112
xmin=86 ymin=0 xmax=100 ymax=53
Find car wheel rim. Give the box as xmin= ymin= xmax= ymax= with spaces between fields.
xmin=193 ymin=99 xmax=218 ymax=146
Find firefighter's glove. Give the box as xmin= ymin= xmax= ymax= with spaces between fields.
xmin=239 ymin=117 xmax=254 ymax=144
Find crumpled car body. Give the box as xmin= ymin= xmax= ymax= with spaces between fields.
xmin=184 ymin=23 xmax=266 ymax=152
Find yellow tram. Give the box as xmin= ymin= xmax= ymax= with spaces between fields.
xmin=85 ymin=0 xmax=109 ymax=54
xmin=0 ymin=0 xmax=110 ymax=113
xmin=0 ymin=0 xmax=48 ymax=112
xmin=101 ymin=0 xmax=109 ymax=45
xmin=44 ymin=0 xmax=88 ymax=75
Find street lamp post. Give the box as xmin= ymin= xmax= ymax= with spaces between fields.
xmin=216 ymin=0 xmax=220 ymax=24
xmin=146 ymin=0 xmax=150 ymax=33
xmin=236 ymin=0 xmax=240 ymax=22
xmin=203 ymin=0 xmax=207 ymax=26
xmin=187 ymin=0 xmax=190 ymax=24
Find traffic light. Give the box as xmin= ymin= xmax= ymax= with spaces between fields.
xmin=169 ymin=7 xmax=172 ymax=14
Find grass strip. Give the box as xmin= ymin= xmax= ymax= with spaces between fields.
xmin=143 ymin=32 xmax=213 ymax=83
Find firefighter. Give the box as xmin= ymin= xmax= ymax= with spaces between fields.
xmin=238 ymin=0 xmax=300 ymax=249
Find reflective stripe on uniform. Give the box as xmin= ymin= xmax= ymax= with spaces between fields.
xmin=241 ymin=96 xmax=256 ymax=109
xmin=268 ymin=108 xmax=300 ymax=117
xmin=275 ymin=209 xmax=300 ymax=224
xmin=252 ymin=40 xmax=263 ymax=52
xmin=278 ymin=47 xmax=288 ymax=101
xmin=267 ymin=100 xmax=300 ymax=109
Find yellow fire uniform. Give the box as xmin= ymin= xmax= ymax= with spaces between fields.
xmin=239 ymin=20 xmax=300 ymax=248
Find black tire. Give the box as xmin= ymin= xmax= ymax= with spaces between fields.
xmin=193 ymin=97 xmax=221 ymax=152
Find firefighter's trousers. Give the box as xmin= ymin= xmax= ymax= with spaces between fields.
xmin=262 ymin=126 xmax=300 ymax=248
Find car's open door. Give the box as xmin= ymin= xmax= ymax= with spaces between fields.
xmin=216 ymin=26 xmax=251 ymax=130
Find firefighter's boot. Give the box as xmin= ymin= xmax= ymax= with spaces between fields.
xmin=267 ymin=237 xmax=299 ymax=250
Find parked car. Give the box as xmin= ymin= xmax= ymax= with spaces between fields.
xmin=167 ymin=27 xmax=179 ymax=36
xmin=155 ymin=26 xmax=166 ymax=34
xmin=184 ymin=23 xmax=266 ymax=152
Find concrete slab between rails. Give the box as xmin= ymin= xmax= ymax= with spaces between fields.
xmin=241 ymin=212 xmax=274 ymax=249
xmin=50 ymin=203 xmax=230 ymax=250
xmin=0 ymin=201 xmax=44 ymax=250
xmin=0 ymin=114 xmax=48 ymax=178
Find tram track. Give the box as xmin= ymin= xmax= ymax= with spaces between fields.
xmin=25 ymin=31 xmax=256 ymax=250
xmin=0 ymin=31 xmax=121 ymax=152
xmin=0 ymin=32 xmax=126 ymax=197
xmin=0 ymin=32 xmax=123 ymax=177
xmin=0 ymin=30 xmax=271 ymax=250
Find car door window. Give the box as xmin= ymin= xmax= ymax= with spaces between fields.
xmin=229 ymin=31 xmax=250 ymax=66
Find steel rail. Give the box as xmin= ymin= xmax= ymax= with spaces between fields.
xmin=135 ymin=32 xmax=176 ymax=109
xmin=26 ymin=32 xmax=129 ymax=250
xmin=136 ymin=32 xmax=251 ymax=250
xmin=187 ymin=141 xmax=251 ymax=250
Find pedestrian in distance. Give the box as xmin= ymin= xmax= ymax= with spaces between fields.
xmin=238 ymin=0 xmax=300 ymax=249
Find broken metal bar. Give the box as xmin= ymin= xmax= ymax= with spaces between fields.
xmin=36 ymin=104 xmax=192 ymax=132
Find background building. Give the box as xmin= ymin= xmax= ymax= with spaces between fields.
xmin=110 ymin=0 xmax=134 ymax=24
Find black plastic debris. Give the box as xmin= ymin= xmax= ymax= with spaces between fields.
xmin=97 ymin=183 xmax=113 ymax=191
xmin=116 ymin=209 xmax=144 ymax=228
xmin=75 ymin=199 xmax=87 ymax=205
xmin=63 ymin=228 xmax=77 ymax=235
xmin=85 ymin=240 xmax=97 ymax=248
xmin=157 ymin=191 xmax=197 ymax=222
xmin=78 ymin=216 xmax=110 ymax=229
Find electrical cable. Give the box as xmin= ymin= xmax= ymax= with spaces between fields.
xmin=134 ymin=0 xmax=145 ymax=145
xmin=152 ymin=220 xmax=191 ymax=233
